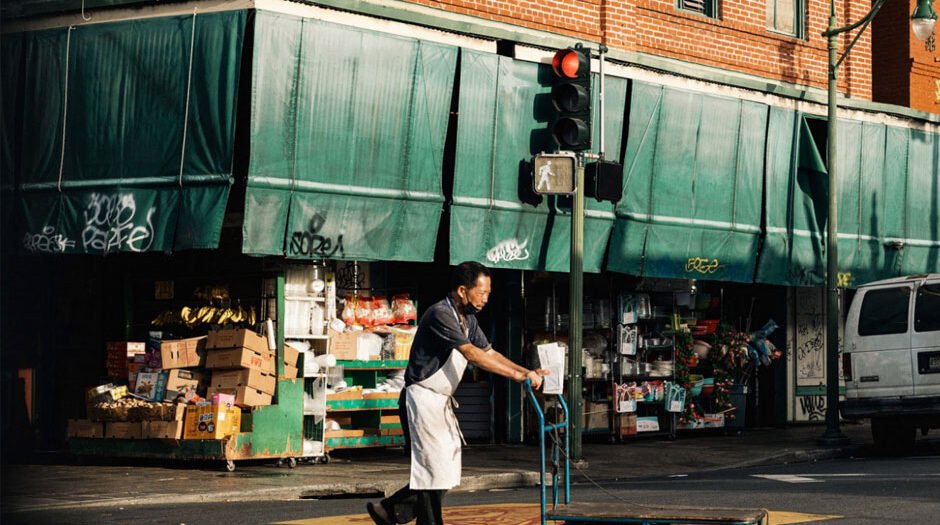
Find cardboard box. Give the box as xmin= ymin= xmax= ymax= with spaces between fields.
xmin=207 ymin=386 xmax=273 ymax=408
xmin=106 ymin=341 xmax=146 ymax=376
xmin=211 ymin=393 xmax=236 ymax=408
xmin=327 ymin=389 xmax=363 ymax=402
xmin=105 ymin=421 xmax=143 ymax=439
xmin=363 ymin=392 xmax=399 ymax=400
xmin=618 ymin=413 xmax=637 ymax=436
xmin=164 ymin=369 xmax=206 ymax=402
xmin=380 ymin=415 xmax=400 ymax=425
xmin=328 ymin=328 xmax=360 ymax=360
xmin=207 ymin=328 xmax=269 ymax=354
xmin=183 ymin=405 xmax=242 ymax=440
xmin=160 ymin=337 xmax=207 ymax=369
xmin=68 ymin=419 xmax=105 ymax=438
xmin=282 ymin=365 xmax=298 ymax=379
xmin=145 ymin=419 xmax=184 ymax=440
xmin=134 ymin=372 xmax=168 ymax=401
xmin=210 ymin=368 xmax=277 ymax=395
xmin=583 ymin=402 xmax=609 ymax=430
xmin=206 ymin=347 xmax=276 ymax=374
xmin=329 ymin=415 xmax=353 ymax=426
xmin=283 ymin=345 xmax=300 ymax=367
xmin=86 ymin=384 xmax=127 ymax=404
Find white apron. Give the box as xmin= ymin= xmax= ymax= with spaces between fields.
xmin=406 ymin=306 xmax=469 ymax=490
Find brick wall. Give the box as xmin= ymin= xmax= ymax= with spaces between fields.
xmin=870 ymin=0 xmax=940 ymax=112
xmin=405 ymin=0 xmax=878 ymax=100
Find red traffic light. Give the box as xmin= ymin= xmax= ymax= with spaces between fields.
xmin=552 ymin=48 xmax=587 ymax=79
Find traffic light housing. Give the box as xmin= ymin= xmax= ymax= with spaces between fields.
xmin=550 ymin=45 xmax=592 ymax=151
xmin=585 ymin=160 xmax=623 ymax=202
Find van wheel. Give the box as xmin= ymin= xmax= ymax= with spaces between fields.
xmin=871 ymin=418 xmax=916 ymax=455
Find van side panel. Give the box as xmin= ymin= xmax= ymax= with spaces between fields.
xmin=912 ymin=280 xmax=940 ymax=397
xmin=846 ymin=285 xmax=914 ymax=398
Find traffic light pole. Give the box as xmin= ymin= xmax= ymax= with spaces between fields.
xmin=568 ymin=154 xmax=585 ymax=460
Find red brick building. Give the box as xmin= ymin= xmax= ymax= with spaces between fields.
xmin=403 ymin=0 xmax=876 ymax=102
xmin=872 ymin=0 xmax=940 ymax=113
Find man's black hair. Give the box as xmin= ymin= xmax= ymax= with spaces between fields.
xmin=452 ymin=261 xmax=490 ymax=291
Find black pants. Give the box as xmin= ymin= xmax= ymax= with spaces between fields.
xmin=379 ymin=389 xmax=446 ymax=525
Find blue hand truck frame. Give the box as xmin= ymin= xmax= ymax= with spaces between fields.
xmin=523 ymin=380 xmax=768 ymax=525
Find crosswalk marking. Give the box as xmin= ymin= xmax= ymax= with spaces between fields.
xmin=753 ymin=474 xmax=824 ymax=484
xmin=273 ymin=503 xmax=840 ymax=524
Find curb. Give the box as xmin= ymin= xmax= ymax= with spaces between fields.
xmin=5 ymin=472 xmax=542 ymax=514
xmin=4 ymin=447 xmax=851 ymax=513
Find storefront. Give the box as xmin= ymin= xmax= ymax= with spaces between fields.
xmin=2 ymin=1 xmax=938 ymax=458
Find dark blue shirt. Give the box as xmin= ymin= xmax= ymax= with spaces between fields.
xmin=404 ymin=298 xmax=490 ymax=386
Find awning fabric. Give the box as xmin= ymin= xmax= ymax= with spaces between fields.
xmin=9 ymin=11 xmax=245 ymax=254
xmin=756 ymin=110 xmax=939 ymax=287
xmin=607 ymin=81 xmax=766 ymax=282
xmin=449 ymin=50 xmax=627 ymax=273
xmin=756 ymin=110 xmax=829 ymax=286
xmin=242 ymin=11 xmax=457 ymax=262
xmin=1 ymin=32 xmax=24 ymax=227
xmin=898 ymin=127 xmax=940 ymax=276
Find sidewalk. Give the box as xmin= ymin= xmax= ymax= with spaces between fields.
xmin=1 ymin=422 xmax=871 ymax=514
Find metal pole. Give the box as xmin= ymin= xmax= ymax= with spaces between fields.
xmin=598 ymin=45 xmax=606 ymax=160
xmin=819 ymin=5 xmax=849 ymax=447
xmin=568 ymin=156 xmax=585 ymax=460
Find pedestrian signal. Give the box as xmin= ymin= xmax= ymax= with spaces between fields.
xmin=532 ymin=152 xmax=577 ymax=195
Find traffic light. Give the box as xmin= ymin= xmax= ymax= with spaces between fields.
xmin=550 ymin=44 xmax=592 ymax=151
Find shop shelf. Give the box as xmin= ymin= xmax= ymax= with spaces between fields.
xmin=325 ymin=434 xmax=404 ymax=449
xmin=327 ymin=397 xmax=401 ymax=411
xmin=285 ymin=296 xmax=325 ymax=302
xmin=337 ymin=360 xmax=408 ymax=370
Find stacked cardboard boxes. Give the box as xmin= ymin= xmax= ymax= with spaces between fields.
xmin=105 ymin=341 xmax=146 ymax=379
xmin=206 ymin=329 xmax=276 ymax=408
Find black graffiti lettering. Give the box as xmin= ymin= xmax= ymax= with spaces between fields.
xmin=798 ymin=396 xmax=826 ymax=421
xmin=288 ymin=214 xmax=344 ymax=258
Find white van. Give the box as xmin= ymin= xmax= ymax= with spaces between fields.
xmin=842 ymin=274 xmax=940 ymax=454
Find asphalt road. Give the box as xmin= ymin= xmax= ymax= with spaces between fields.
xmin=5 ymin=450 xmax=938 ymax=525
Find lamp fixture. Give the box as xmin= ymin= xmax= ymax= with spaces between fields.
xmin=912 ymin=0 xmax=937 ymax=42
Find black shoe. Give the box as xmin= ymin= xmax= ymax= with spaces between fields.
xmin=367 ymin=502 xmax=393 ymax=525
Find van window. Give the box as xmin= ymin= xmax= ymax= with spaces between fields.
xmin=915 ymin=283 xmax=940 ymax=332
xmin=858 ymin=287 xmax=910 ymax=336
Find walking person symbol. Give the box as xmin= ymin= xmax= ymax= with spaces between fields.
xmin=537 ymin=161 xmax=554 ymax=191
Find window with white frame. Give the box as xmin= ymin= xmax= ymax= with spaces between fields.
xmin=767 ymin=0 xmax=804 ymax=37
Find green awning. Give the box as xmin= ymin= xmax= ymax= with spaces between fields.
xmin=756 ymin=111 xmax=939 ymax=287
xmin=895 ymin=126 xmax=940 ymax=276
xmin=756 ymin=110 xmax=828 ymax=286
xmin=607 ymin=82 xmax=766 ymax=282
xmin=449 ymin=50 xmax=627 ymax=273
xmin=243 ymin=11 xmax=456 ymax=262
xmin=9 ymin=11 xmax=245 ymax=254
xmin=1 ymin=32 xmax=24 ymax=227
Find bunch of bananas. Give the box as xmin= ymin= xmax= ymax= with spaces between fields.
xmin=151 ymin=305 xmax=256 ymax=328
xmin=193 ymin=286 xmax=230 ymax=301
xmin=150 ymin=310 xmax=184 ymax=327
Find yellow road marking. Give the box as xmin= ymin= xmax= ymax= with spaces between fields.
xmin=274 ymin=503 xmax=841 ymax=524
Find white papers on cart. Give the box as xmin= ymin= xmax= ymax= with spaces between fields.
xmin=537 ymin=342 xmax=565 ymax=395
